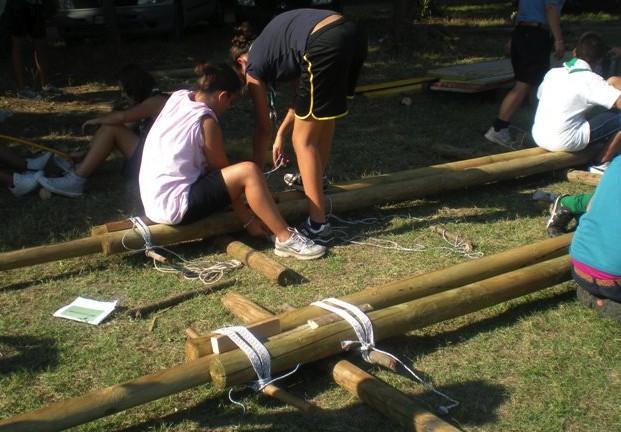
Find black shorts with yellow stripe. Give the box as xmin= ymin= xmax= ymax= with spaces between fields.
xmin=295 ymin=18 xmax=367 ymax=121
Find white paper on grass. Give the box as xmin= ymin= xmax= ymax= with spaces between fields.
xmin=53 ymin=297 xmax=118 ymax=325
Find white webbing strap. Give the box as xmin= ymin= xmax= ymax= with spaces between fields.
xmin=129 ymin=216 xmax=154 ymax=251
xmin=214 ymin=326 xmax=272 ymax=391
xmin=311 ymin=297 xmax=375 ymax=362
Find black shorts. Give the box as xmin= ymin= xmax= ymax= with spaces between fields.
xmin=7 ymin=0 xmax=47 ymax=39
xmin=121 ymin=135 xmax=146 ymax=179
xmin=510 ymin=25 xmax=552 ymax=86
xmin=179 ymin=170 xmax=231 ymax=225
xmin=295 ymin=19 xmax=367 ymax=120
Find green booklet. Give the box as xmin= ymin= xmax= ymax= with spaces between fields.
xmin=53 ymin=297 xmax=117 ymax=325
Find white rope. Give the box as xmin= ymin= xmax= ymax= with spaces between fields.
xmin=264 ymin=154 xmax=287 ymax=178
xmin=121 ymin=217 xmax=242 ymax=285
xmin=215 ymin=325 xmax=301 ymax=413
xmin=312 ymin=297 xmax=459 ymax=414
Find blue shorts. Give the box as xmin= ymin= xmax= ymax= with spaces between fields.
xmin=589 ymin=111 xmax=621 ymax=144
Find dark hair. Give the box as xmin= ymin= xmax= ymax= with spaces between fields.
xmin=575 ymin=32 xmax=608 ymax=66
xmin=117 ymin=64 xmax=157 ymax=103
xmin=230 ymin=21 xmax=256 ymax=65
xmin=194 ymin=62 xmax=243 ymax=94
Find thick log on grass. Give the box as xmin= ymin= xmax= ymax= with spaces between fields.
xmin=332 ymin=360 xmax=460 ymax=432
xmin=214 ymin=236 xmax=296 ymax=286
xmin=0 ymin=255 xmax=571 ymax=432
xmin=220 ymin=291 xmax=275 ymax=324
xmin=0 ymin=148 xmax=591 ymax=272
xmin=566 ymin=169 xmax=600 ymax=186
xmin=186 ymin=234 xmax=572 ymax=357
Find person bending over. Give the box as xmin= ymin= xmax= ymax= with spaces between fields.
xmin=138 ymin=62 xmax=325 ymax=260
xmin=230 ymin=10 xmax=367 ymax=240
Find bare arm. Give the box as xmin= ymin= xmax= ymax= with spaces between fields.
xmin=545 ymin=3 xmax=564 ymax=59
xmin=273 ymin=107 xmax=295 ymax=166
xmin=81 ymin=95 xmax=167 ymax=134
xmin=246 ymin=75 xmax=273 ymax=167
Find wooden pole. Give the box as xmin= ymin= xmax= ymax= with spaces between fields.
xmin=209 ymin=255 xmax=571 ymax=389
xmin=0 ymin=148 xmax=591 ymax=271
xmin=566 ymin=169 xmax=600 ymax=186
xmin=221 ymin=291 xmax=275 ymax=324
xmin=214 ymin=236 xmax=297 ymax=286
xmin=186 ymin=234 xmax=572 ymax=357
xmin=332 ymin=360 xmax=461 ymax=432
xmin=0 ymin=256 xmax=570 ymax=432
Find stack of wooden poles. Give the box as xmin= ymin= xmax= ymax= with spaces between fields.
xmin=0 ymin=146 xmax=594 ymax=272
xmin=0 ymin=233 xmax=574 ymax=432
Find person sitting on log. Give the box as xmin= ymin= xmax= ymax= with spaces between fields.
xmin=0 ymin=146 xmax=55 ymax=196
xmin=37 ymin=64 xmax=169 ymax=197
xmin=569 ymin=153 xmax=621 ymax=321
xmin=138 ymin=62 xmax=326 ymax=261
xmin=531 ymin=32 xmax=621 ymax=173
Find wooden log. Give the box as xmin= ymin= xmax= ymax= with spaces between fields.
xmin=184 ymin=318 xmax=317 ymax=414
xmin=126 ymin=280 xmax=235 ymax=319
xmin=209 ymin=255 xmax=572 ymax=389
xmin=429 ymin=224 xmax=474 ymax=252
xmin=308 ymin=303 xmax=373 ymax=329
xmin=332 ymin=360 xmax=460 ymax=432
xmin=566 ymin=169 xmax=600 ymax=186
xmin=210 ymin=317 xmax=281 ymax=354
xmin=215 ymin=236 xmax=297 ymax=286
xmin=0 ymin=256 xmax=571 ymax=432
xmin=186 ymin=234 xmax=572 ymax=358
xmin=0 ymin=148 xmax=592 ymax=271
xmin=221 ymin=291 xmax=275 ymax=324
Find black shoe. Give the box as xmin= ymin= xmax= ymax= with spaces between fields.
xmin=298 ymin=217 xmax=332 ymax=241
xmin=546 ymin=195 xmax=573 ymax=237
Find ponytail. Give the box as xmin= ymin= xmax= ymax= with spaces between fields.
xmin=230 ymin=21 xmax=256 ymax=64
xmin=194 ymin=62 xmax=243 ymax=94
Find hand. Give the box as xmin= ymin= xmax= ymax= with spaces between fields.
xmin=554 ymin=39 xmax=565 ymax=60
xmin=81 ymin=118 xmax=100 ymax=135
xmin=272 ymin=135 xmax=287 ymax=167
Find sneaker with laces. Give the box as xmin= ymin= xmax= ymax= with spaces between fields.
xmin=283 ymin=172 xmax=329 ymax=192
xmin=484 ymin=126 xmax=517 ymax=149
xmin=274 ymin=228 xmax=326 ymax=260
xmin=546 ymin=194 xmax=573 ymax=237
xmin=26 ymin=152 xmax=52 ymax=170
xmin=588 ymin=161 xmax=610 ymax=175
xmin=38 ymin=172 xmax=86 ymax=197
xmin=51 ymin=154 xmax=74 ymax=173
xmin=9 ymin=170 xmax=43 ymax=196
xmin=299 ymin=217 xmax=332 ymax=240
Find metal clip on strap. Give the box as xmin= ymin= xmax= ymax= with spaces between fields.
xmin=312 ymin=297 xmax=375 ymax=362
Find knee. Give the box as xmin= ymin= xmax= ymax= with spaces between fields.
xmin=237 ymin=161 xmax=263 ymax=179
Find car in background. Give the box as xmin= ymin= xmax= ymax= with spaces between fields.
xmin=234 ymin=0 xmax=342 ymax=28
xmin=54 ymin=0 xmax=226 ymax=42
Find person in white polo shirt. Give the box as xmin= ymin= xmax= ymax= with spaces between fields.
xmin=532 ymin=32 xmax=621 ymax=169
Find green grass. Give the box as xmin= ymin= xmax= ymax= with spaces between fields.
xmin=1 ymin=2 xmax=621 ymax=431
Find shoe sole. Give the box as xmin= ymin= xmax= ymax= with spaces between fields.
xmin=274 ymin=248 xmax=326 ymax=260
xmin=38 ymin=178 xmax=83 ymax=198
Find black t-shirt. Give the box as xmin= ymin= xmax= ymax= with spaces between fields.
xmin=246 ymin=8 xmax=335 ymax=86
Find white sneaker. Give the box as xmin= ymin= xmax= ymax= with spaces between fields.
xmin=588 ymin=161 xmax=610 ymax=175
xmin=26 ymin=152 xmax=52 ymax=170
xmin=274 ymin=228 xmax=326 ymax=260
xmin=10 ymin=171 xmax=43 ymax=196
xmin=38 ymin=172 xmax=86 ymax=197
xmin=484 ymin=126 xmax=517 ymax=149
xmin=52 ymin=154 xmax=74 ymax=173
xmin=283 ymin=172 xmax=329 ymax=192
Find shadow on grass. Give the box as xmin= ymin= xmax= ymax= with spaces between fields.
xmin=0 ymin=335 xmax=58 ymax=374
xmin=0 ymin=264 xmax=110 ymax=293
xmin=114 ymin=377 xmax=504 ymax=432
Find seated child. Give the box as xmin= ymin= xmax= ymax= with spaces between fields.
xmin=532 ymin=32 xmax=621 ymax=163
xmin=138 ymin=62 xmax=325 ymax=260
xmin=38 ymin=64 xmax=168 ymax=197
xmin=569 ymin=153 xmax=621 ymax=321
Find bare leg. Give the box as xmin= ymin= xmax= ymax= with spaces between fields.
xmin=292 ymin=117 xmax=327 ymax=223
xmin=0 ymin=147 xmax=27 ymax=171
xmin=497 ymin=81 xmax=532 ymax=122
xmin=600 ymin=130 xmax=621 ymax=163
xmin=318 ymin=119 xmax=335 ymax=172
xmin=75 ymin=125 xmax=138 ymax=178
xmin=32 ymin=38 xmax=48 ymax=87
xmin=11 ymin=36 xmax=26 ymax=90
xmin=220 ymin=161 xmax=290 ymax=242
xmin=607 ymin=76 xmax=621 ymax=91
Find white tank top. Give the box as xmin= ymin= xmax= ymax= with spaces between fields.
xmin=139 ymin=89 xmax=218 ymax=224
